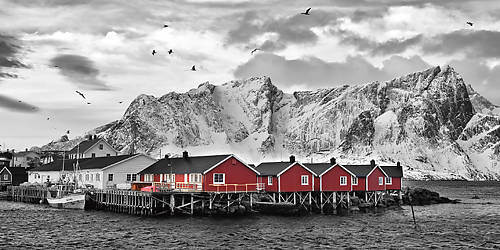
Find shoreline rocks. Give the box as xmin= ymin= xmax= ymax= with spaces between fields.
xmin=402 ymin=188 xmax=460 ymax=205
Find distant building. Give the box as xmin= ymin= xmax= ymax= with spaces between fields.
xmin=11 ymin=150 xmax=40 ymax=168
xmin=28 ymin=154 xmax=156 ymax=189
xmin=68 ymin=135 xmax=120 ymax=159
xmin=0 ymin=152 xmax=13 ymax=169
xmin=0 ymin=166 xmax=29 ymax=189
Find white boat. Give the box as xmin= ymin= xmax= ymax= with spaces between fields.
xmin=47 ymin=192 xmax=86 ymax=210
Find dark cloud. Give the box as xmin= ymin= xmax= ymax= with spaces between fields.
xmin=423 ymin=30 xmax=500 ymax=58
xmin=234 ymin=53 xmax=433 ymax=88
xmin=50 ymin=54 xmax=111 ymax=90
xmin=339 ymin=33 xmax=423 ymax=55
xmin=0 ymin=94 xmax=39 ymax=113
xmin=0 ymin=34 xmax=28 ymax=78
xmin=226 ymin=10 xmax=340 ymax=51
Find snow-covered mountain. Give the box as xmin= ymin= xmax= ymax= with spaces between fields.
xmin=41 ymin=66 xmax=500 ymax=180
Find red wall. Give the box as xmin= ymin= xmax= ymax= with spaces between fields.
xmin=204 ymin=156 xmax=258 ymax=192
xmin=314 ymin=176 xmax=320 ymax=192
xmin=279 ymin=163 xmax=314 ymax=192
xmin=352 ymin=177 xmax=366 ymax=191
xmin=367 ymin=167 xmax=386 ymax=191
xmin=385 ymin=177 xmax=401 ymax=190
xmin=321 ymin=165 xmax=352 ymax=192
xmin=261 ymin=175 xmax=278 ymax=192
xmin=175 ymin=174 xmax=185 ymax=183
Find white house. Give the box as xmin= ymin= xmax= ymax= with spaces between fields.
xmin=68 ymin=135 xmax=120 ymax=159
xmin=28 ymin=154 xmax=157 ymax=189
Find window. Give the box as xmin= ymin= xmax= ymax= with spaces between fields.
xmin=90 ymin=174 xmax=94 ymax=182
xmin=99 ymin=144 xmax=103 ymax=150
xmin=268 ymin=176 xmax=273 ymax=185
xmin=108 ymin=174 xmax=114 ymax=182
xmin=378 ymin=177 xmax=383 ymax=185
xmin=91 ymin=153 xmax=96 ymax=158
xmin=96 ymin=173 xmax=100 ymax=182
xmin=126 ymin=174 xmax=131 ymax=182
xmin=386 ymin=177 xmax=392 ymax=184
xmin=3 ymin=174 xmax=8 ymax=180
xmin=352 ymin=177 xmax=358 ymax=185
xmin=106 ymin=154 xmax=110 ymax=157
xmin=190 ymin=174 xmax=201 ymax=183
xmin=340 ymin=176 xmax=347 ymax=186
xmin=301 ymin=175 xmax=309 ymax=185
xmin=213 ymin=173 xmax=225 ymax=184
xmin=85 ymin=174 xmax=89 ymax=181
xmin=132 ymin=174 xmax=137 ymax=182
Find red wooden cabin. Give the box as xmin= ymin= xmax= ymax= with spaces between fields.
xmin=343 ymin=160 xmax=389 ymax=191
xmin=136 ymin=151 xmax=260 ymax=192
xmin=256 ymin=156 xmax=316 ymax=193
xmin=305 ymin=158 xmax=356 ymax=192
xmin=381 ymin=162 xmax=403 ymax=190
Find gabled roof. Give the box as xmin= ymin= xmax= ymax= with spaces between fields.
xmin=380 ymin=165 xmax=403 ymax=178
xmin=139 ymin=154 xmax=232 ymax=175
xmin=303 ymin=163 xmax=331 ymax=176
xmin=342 ymin=165 xmax=374 ymax=177
xmin=30 ymin=155 xmax=136 ymax=172
xmin=68 ymin=138 xmax=117 ymax=154
xmin=13 ymin=151 xmax=39 ymax=157
xmin=256 ymin=162 xmax=316 ymax=176
xmin=255 ymin=162 xmax=294 ymax=176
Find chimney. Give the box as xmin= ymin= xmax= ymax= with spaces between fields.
xmin=182 ymin=151 xmax=189 ymax=160
xmin=397 ymin=161 xmax=401 ymax=167
xmin=88 ymin=135 xmax=93 ymax=141
xmin=94 ymin=135 xmax=98 ymax=140
xmin=164 ymin=154 xmax=169 ymax=159
xmin=25 ymin=148 xmax=28 ymax=152
xmin=370 ymin=159 xmax=375 ymax=167
xmin=330 ymin=157 xmax=336 ymax=165
xmin=289 ymin=155 xmax=295 ymax=163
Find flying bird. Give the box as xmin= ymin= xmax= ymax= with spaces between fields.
xmin=251 ymin=48 xmax=260 ymax=54
xmin=46 ymin=117 xmax=50 ymax=120
xmin=18 ymin=100 xmax=22 ymax=103
xmin=163 ymin=24 xmax=169 ymax=28
xmin=87 ymin=102 xmax=91 ymax=105
xmin=119 ymin=101 xmax=123 ymax=104
xmin=301 ymin=7 xmax=311 ymax=15
xmin=152 ymin=50 xmax=157 ymax=55
xmin=466 ymin=21 xmax=473 ymax=27
xmin=75 ymin=91 xmax=86 ymax=99
xmin=66 ymin=130 xmax=70 ymax=134
xmin=168 ymin=49 xmax=173 ymax=54
xmin=191 ymin=65 xmax=196 ymax=71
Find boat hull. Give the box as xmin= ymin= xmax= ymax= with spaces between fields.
xmin=47 ymin=194 xmax=86 ymax=210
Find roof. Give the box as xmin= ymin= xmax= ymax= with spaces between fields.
xmin=139 ymin=155 xmax=232 ymax=175
xmin=1 ymin=167 xmax=29 ymax=175
xmin=342 ymin=165 xmax=374 ymax=177
xmin=255 ymin=162 xmax=294 ymax=176
xmin=13 ymin=151 xmax=39 ymax=157
xmin=303 ymin=163 xmax=332 ymax=176
xmin=68 ymin=138 xmax=109 ymax=154
xmin=30 ymin=154 xmax=136 ymax=172
xmin=380 ymin=165 xmax=403 ymax=177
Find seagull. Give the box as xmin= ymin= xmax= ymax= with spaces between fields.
xmin=466 ymin=21 xmax=473 ymax=27
xmin=46 ymin=117 xmax=50 ymax=120
xmin=18 ymin=100 xmax=22 ymax=103
xmin=251 ymin=48 xmax=260 ymax=54
xmin=163 ymin=24 xmax=169 ymax=28
xmin=301 ymin=7 xmax=311 ymax=15
xmin=168 ymin=49 xmax=173 ymax=54
xmin=75 ymin=91 xmax=86 ymax=99
xmin=152 ymin=50 xmax=157 ymax=55
xmin=119 ymin=101 xmax=123 ymax=104
xmin=87 ymin=102 xmax=91 ymax=105
xmin=191 ymin=65 xmax=196 ymax=71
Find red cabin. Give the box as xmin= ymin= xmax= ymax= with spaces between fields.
xmin=136 ymin=152 xmax=260 ymax=192
xmin=305 ymin=158 xmax=356 ymax=192
xmin=381 ymin=162 xmax=403 ymax=190
xmin=343 ymin=160 xmax=389 ymax=191
xmin=256 ymin=155 xmax=316 ymax=193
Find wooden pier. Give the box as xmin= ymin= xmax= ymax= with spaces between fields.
xmin=6 ymin=186 xmax=49 ymax=203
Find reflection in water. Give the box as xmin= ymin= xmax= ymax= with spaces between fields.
xmin=0 ymin=181 xmax=499 ymax=249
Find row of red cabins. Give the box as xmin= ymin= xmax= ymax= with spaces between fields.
xmin=134 ymin=152 xmax=403 ymax=193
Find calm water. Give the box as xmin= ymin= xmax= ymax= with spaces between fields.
xmin=1 ymin=181 xmax=499 ymax=249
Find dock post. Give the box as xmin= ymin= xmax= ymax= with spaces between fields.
xmin=398 ymin=190 xmax=403 ymax=205
xmin=170 ymin=194 xmax=175 ymax=215
xmin=250 ymin=193 xmax=253 ymax=210
xmin=320 ymin=192 xmax=323 ymax=214
xmin=293 ymin=192 xmax=296 ymax=205
xmin=190 ymin=194 xmax=194 ymax=215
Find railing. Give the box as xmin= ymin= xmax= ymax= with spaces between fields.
xmin=210 ymin=183 xmax=265 ymax=193
xmin=152 ymin=182 xmax=202 ymax=192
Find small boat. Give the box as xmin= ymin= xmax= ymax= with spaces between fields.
xmin=46 ymin=185 xmax=86 ymax=210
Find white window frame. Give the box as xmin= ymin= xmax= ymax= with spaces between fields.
xmin=213 ymin=173 xmax=225 ymax=184
xmin=3 ymin=174 xmax=8 ymax=180
xmin=340 ymin=176 xmax=347 ymax=186
xmin=386 ymin=177 xmax=392 ymax=184
xmin=352 ymin=176 xmax=358 ymax=185
xmin=132 ymin=174 xmax=137 ymax=182
xmin=268 ymin=176 xmax=273 ymax=185
xmin=301 ymin=175 xmax=309 ymax=186
xmin=378 ymin=177 xmax=383 ymax=185
xmin=108 ymin=174 xmax=114 ymax=182
xmin=96 ymin=173 xmax=100 ymax=182
xmin=126 ymin=174 xmax=131 ymax=182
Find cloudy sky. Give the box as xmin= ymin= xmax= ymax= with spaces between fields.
xmin=1 ymin=0 xmax=500 ymax=150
